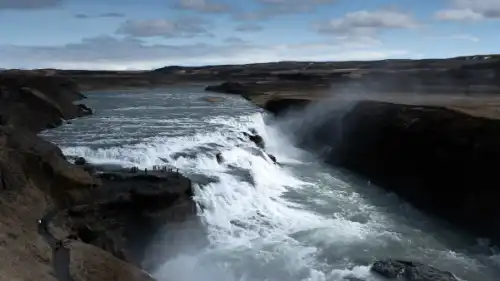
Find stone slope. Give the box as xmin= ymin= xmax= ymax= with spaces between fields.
xmin=0 ymin=73 xmax=182 ymax=281
xmin=0 ymin=73 xmax=92 ymax=131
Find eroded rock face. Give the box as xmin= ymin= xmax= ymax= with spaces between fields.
xmin=0 ymin=73 xmax=171 ymax=281
xmin=324 ymin=100 xmax=500 ymax=241
xmin=69 ymin=241 xmax=155 ymax=281
xmin=0 ymin=127 xmax=99 ymax=207
xmin=250 ymin=96 xmax=500 ymax=243
xmin=0 ymin=127 xmax=101 ymax=281
xmin=51 ymin=169 xmax=198 ymax=267
xmin=371 ymin=259 xmax=458 ymax=281
xmin=0 ymin=73 xmax=92 ymax=131
xmin=264 ymin=98 xmax=312 ymax=116
xmin=0 ymin=131 xmax=56 ymax=281
xmin=205 ymin=81 xmax=250 ymax=95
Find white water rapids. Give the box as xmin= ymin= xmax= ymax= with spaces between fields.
xmin=42 ymin=88 xmax=500 ymax=281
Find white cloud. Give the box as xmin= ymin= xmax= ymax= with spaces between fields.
xmin=0 ymin=0 xmax=62 ymax=9
xmin=316 ymin=10 xmax=419 ymax=36
xmin=0 ymin=35 xmax=412 ymax=70
xmin=234 ymin=0 xmax=335 ymax=20
xmin=435 ymin=9 xmax=483 ymax=21
xmin=173 ymin=0 xmax=230 ymax=13
xmin=116 ymin=18 xmax=212 ymax=38
xmin=435 ymin=0 xmax=500 ymax=21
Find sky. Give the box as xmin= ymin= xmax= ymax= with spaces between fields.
xmin=0 ymin=0 xmax=498 ymax=70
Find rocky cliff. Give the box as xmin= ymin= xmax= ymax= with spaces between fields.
xmin=209 ymin=76 xmax=500 ymax=245
xmin=0 ymin=73 xmax=196 ymax=281
xmin=259 ymin=96 xmax=500 ymax=243
xmin=326 ymin=100 xmax=500 ymax=242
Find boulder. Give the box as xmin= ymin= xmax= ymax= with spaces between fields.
xmin=74 ymin=157 xmax=86 ymax=166
xmin=243 ymin=131 xmax=265 ymax=149
xmin=216 ymin=152 xmax=224 ymax=164
xmin=249 ymin=134 xmax=265 ymax=148
xmin=268 ymin=154 xmax=277 ymax=164
xmin=76 ymin=103 xmax=93 ymax=117
xmin=371 ymin=259 xmax=458 ymax=281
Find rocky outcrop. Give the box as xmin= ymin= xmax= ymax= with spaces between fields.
xmin=371 ymin=259 xmax=458 ymax=281
xmin=205 ymin=81 xmax=252 ymax=95
xmin=0 ymin=73 xmax=171 ymax=281
xmin=263 ymin=98 xmax=312 ymax=116
xmin=0 ymin=126 xmax=157 ymax=281
xmin=50 ymin=169 xmax=197 ymax=267
xmin=205 ymin=80 xmax=330 ymax=97
xmin=256 ymin=96 xmax=500 ymax=243
xmin=69 ymin=241 xmax=155 ymax=281
xmin=321 ymin=100 xmax=500 ymax=241
xmin=243 ymin=130 xmax=266 ymax=149
xmin=0 ymin=73 xmax=92 ymax=132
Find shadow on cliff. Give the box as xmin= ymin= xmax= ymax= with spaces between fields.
xmin=263 ymin=90 xmax=500 ymax=255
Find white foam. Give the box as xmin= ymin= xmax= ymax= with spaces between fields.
xmin=60 ymin=110 xmax=387 ymax=281
xmin=57 ymin=105 xmax=499 ymax=281
xmin=326 ymin=265 xmax=381 ymax=281
xmin=146 ymin=113 xmax=396 ymax=281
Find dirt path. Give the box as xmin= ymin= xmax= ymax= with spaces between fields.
xmin=38 ymin=209 xmax=75 ymax=281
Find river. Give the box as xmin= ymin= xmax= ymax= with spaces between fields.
xmin=42 ymin=87 xmax=500 ymax=281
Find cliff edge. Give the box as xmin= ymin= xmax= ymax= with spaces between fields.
xmin=209 ymin=79 xmax=500 ymax=244
xmin=326 ymin=100 xmax=500 ymax=242
xmin=0 ymin=73 xmax=190 ymax=281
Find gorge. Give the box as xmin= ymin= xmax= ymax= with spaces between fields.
xmin=2 ymin=55 xmax=500 ymax=281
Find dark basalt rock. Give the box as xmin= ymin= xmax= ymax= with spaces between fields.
xmin=77 ymin=103 xmax=93 ymax=117
xmin=55 ymin=168 xmax=198 ymax=267
xmin=74 ymin=157 xmax=86 ymax=166
xmin=0 ymin=73 xmax=92 ymax=131
xmin=249 ymin=134 xmax=265 ymax=149
xmin=0 ymin=72 xmax=155 ymax=281
xmin=268 ymin=154 xmax=277 ymax=164
xmin=205 ymin=81 xmax=250 ymax=95
xmin=243 ymin=131 xmax=265 ymax=149
xmin=0 ymin=126 xmax=99 ymax=207
xmin=323 ymin=100 xmax=500 ymax=242
xmin=264 ymin=98 xmax=312 ymax=116
xmin=46 ymin=120 xmax=62 ymax=129
xmin=216 ymin=152 xmax=224 ymax=164
xmin=371 ymin=259 xmax=458 ymax=281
